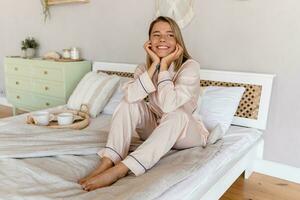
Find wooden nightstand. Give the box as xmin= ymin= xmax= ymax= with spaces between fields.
xmin=4 ymin=57 xmax=91 ymax=115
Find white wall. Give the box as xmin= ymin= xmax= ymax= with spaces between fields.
xmin=0 ymin=0 xmax=299 ymax=168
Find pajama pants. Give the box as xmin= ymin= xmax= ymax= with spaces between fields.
xmin=98 ymin=100 xmax=208 ymax=176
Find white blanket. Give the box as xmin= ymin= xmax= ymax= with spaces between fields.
xmin=0 ymin=147 xmax=222 ymax=200
xmin=0 ymin=107 xmax=260 ymax=200
xmin=0 ymin=107 xmax=109 ymax=158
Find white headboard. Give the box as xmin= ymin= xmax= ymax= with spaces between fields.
xmin=93 ymin=61 xmax=275 ymax=130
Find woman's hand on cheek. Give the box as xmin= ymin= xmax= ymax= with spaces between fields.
xmin=144 ymin=40 xmax=160 ymax=64
xmin=160 ymin=44 xmax=183 ymax=71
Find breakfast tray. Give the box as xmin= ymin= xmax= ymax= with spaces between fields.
xmin=26 ymin=105 xmax=90 ymax=130
xmin=42 ymin=58 xmax=84 ymax=62
xmin=54 ymin=58 xmax=84 ymax=62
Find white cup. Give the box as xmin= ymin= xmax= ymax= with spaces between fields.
xmin=32 ymin=111 xmax=53 ymax=126
xmin=57 ymin=113 xmax=74 ymax=126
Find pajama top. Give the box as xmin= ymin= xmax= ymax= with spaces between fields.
xmin=122 ymin=59 xmax=208 ymax=139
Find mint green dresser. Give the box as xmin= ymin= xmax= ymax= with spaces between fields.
xmin=4 ymin=57 xmax=91 ymax=115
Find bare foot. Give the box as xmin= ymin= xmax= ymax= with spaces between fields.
xmin=82 ymin=162 xmax=129 ymax=191
xmin=78 ymin=157 xmax=114 ymax=185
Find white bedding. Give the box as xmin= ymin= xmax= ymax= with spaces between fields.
xmin=156 ymin=126 xmax=263 ymax=200
xmin=0 ymin=106 xmax=110 ymax=158
xmin=0 ymin=107 xmax=262 ymax=200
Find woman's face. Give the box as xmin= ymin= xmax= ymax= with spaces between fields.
xmin=150 ymin=21 xmax=177 ymax=58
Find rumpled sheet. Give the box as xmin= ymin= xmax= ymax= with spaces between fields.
xmin=0 ymin=106 xmax=259 ymax=200
xmin=0 ymin=106 xmax=109 ymax=158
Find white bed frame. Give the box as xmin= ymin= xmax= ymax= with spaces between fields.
xmin=93 ymin=61 xmax=275 ymax=200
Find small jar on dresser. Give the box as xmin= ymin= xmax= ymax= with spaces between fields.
xmin=4 ymin=57 xmax=91 ymax=115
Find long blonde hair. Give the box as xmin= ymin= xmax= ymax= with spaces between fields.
xmin=146 ymin=16 xmax=191 ymax=71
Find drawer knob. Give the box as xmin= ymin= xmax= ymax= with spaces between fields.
xmin=44 ymin=71 xmax=48 ymax=75
xmin=46 ymin=102 xmax=50 ymax=106
xmin=16 ymin=95 xmax=20 ymax=99
xmin=14 ymin=67 xmax=18 ymax=71
xmin=16 ymin=81 xmax=19 ymax=85
xmin=45 ymin=86 xmax=49 ymax=91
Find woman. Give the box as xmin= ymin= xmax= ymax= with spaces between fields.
xmin=79 ymin=16 xmax=209 ymax=191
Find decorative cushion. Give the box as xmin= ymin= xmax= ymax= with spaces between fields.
xmin=67 ymin=72 xmax=120 ymax=118
xmin=198 ymin=86 xmax=245 ymax=134
xmin=102 ymin=77 xmax=132 ymax=115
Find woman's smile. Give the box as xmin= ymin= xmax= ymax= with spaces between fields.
xmin=156 ymin=44 xmax=170 ymax=52
xmin=157 ymin=45 xmax=169 ymax=49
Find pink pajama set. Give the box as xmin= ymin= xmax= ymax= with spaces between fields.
xmin=98 ymin=59 xmax=209 ymax=176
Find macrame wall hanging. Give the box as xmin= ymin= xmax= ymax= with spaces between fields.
xmin=155 ymin=0 xmax=196 ymax=28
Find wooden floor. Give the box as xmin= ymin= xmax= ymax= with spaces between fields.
xmin=1 ymin=105 xmax=300 ymax=200
xmin=221 ymin=173 xmax=300 ymax=200
xmin=0 ymin=104 xmax=13 ymax=118
xmin=0 ymin=105 xmax=26 ymax=117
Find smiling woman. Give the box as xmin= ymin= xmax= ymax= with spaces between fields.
xmin=78 ymin=16 xmax=211 ymax=192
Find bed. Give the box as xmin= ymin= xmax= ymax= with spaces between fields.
xmin=0 ymin=61 xmax=275 ymax=200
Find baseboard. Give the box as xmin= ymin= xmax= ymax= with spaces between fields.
xmin=254 ymin=159 xmax=300 ymax=184
xmin=0 ymin=97 xmax=12 ymax=107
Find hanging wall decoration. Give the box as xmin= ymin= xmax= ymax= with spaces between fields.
xmin=47 ymin=0 xmax=89 ymax=5
xmin=155 ymin=0 xmax=195 ymax=29
xmin=41 ymin=0 xmax=89 ymax=22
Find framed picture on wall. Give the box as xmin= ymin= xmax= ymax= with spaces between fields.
xmin=47 ymin=0 xmax=89 ymax=5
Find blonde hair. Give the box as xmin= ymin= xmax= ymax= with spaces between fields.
xmin=146 ymin=16 xmax=191 ymax=71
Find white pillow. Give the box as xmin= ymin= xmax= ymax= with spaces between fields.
xmin=102 ymin=77 xmax=131 ymax=115
xmin=198 ymin=86 xmax=245 ymax=134
xmin=67 ymin=71 xmax=120 ymax=118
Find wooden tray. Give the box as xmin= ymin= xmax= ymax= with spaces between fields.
xmin=54 ymin=58 xmax=84 ymax=62
xmin=26 ymin=105 xmax=90 ymax=130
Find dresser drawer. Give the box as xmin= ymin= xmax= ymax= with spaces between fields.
xmin=33 ymin=94 xmax=65 ymax=110
xmin=7 ymin=89 xmax=33 ymax=106
xmin=32 ymin=67 xmax=63 ymax=81
xmin=5 ymin=64 xmax=32 ymax=77
xmin=6 ymin=76 xmax=32 ymax=91
xmin=7 ymin=89 xmax=65 ymax=110
xmin=32 ymin=80 xmax=65 ymax=98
